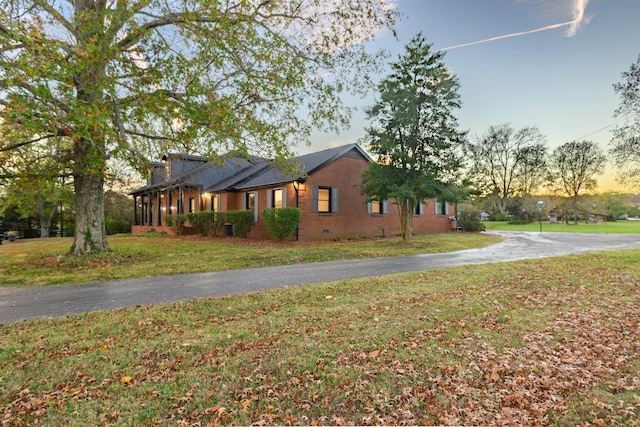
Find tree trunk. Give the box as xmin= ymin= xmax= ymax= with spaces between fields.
xmin=36 ymin=194 xmax=57 ymax=238
xmin=497 ymin=196 xmax=507 ymax=215
xmin=399 ymin=199 xmax=413 ymax=243
xmin=36 ymin=194 xmax=49 ymax=238
xmin=572 ymin=195 xmax=579 ymax=225
xmin=71 ymin=136 xmax=110 ymax=255
xmin=72 ymin=168 xmax=110 ymax=254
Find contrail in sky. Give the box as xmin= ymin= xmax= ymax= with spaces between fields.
xmin=441 ymin=0 xmax=590 ymax=51
xmin=441 ymin=21 xmax=575 ymax=51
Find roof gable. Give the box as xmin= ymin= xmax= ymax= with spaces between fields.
xmin=234 ymin=144 xmax=372 ymax=190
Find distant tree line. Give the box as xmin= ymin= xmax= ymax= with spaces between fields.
xmin=463 ymin=124 xmax=607 ymax=224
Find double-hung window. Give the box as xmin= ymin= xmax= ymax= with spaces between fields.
xmin=312 ymin=186 xmax=338 ymax=213
xmin=244 ymin=191 xmax=258 ymax=222
xmin=267 ymin=188 xmax=286 ymax=209
xmin=245 ymin=192 xmax=255 ymax=210
xmin=367 ymin=199 xmax=387 ymax=215
xmin=434 ymin=199 xmax=448 ymax=216
xmin=317 ymin=188 xmax=330 ymax=212
xmin=210 ymin=194 xmax=219 ymax=212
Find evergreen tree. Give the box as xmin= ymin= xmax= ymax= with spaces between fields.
xmin=361 ymin=33 xmax=466 ymax=242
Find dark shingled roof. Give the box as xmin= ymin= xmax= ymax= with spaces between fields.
xmin=131 ymin=144 xmax=372 ymax=195
xmin=234 ymin=143 xmax=372 ymax=190
xmin=131 ymin=153 xmax=268 ymax=195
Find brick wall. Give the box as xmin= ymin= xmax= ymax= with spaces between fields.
xmin=291 ymin=156 xmax=455 ymax=241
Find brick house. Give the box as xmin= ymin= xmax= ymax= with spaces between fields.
xmin=130 ymin=144 xmax=456 ymax=240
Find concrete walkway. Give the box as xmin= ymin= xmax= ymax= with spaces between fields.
xmin=1 ymin=231 xmax=639 ymax=324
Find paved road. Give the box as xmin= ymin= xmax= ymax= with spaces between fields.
xmin=1 ymin=231 xmax=639 ymax=324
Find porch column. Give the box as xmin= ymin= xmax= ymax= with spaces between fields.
xmin=133 ymin=196 xmax=138 ymax=225
xmin=156 ymin=192 xmax=162 ymax=226
xmin=144 ymin=198 xmax=149 ymax=225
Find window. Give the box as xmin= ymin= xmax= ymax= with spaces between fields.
xmin=244 ymin=191 xmax=258 ymax=222
xmin=268 ymin=188 xmax=286 ymax=208
xmin=367 ymin=199 xmax=387 ymax=215
xmin=245 ymin=192 xmax=255 ymax=210
xmin=435 ymin=199 xmax=448 ymax=216
xmin=188 ymin=197 xmax=195 ymax=213
xmin=414 ymin=202 xmax=424 ymax=215
xmin=312 ymin=186 xmax=338 ymax=213
xmin=210 ymin=194 xmax=219 ymax=212
xmin=317 ymin=188 xmax=330 ymax=213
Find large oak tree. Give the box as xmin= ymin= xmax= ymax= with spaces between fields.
xmin=0 ymin=0 xmax=396 ymax=254
xmin=361 ymin=33 xmax=466 ymax=243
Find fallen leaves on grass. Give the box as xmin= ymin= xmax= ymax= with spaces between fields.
xmin=28 ymin=251 xmax=146 ymax=270
xmin=1 ymin=254 xmax=639 ymax=426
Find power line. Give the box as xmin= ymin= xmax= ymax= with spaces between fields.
xmin=572 ymin=112 xmax=634 ymax=141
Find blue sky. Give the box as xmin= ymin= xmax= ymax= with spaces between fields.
xmin=306 ymin=0 xmax=640 ymax=191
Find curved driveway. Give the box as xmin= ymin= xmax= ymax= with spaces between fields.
xmin=1 ymin=231 xmax=639 ymax=324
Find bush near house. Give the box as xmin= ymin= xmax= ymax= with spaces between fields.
xmin=187 ymin=211 xmax=225 ymax=237
xmin=166 ymin=211 xmax=253 ymax=237
xmin=224 ymin=210 xmax=254 ymax=238
xmin=262 ymin=207 xmax=301 ymax=241
xmin=456 ymin=211 xmax=486 ymax=232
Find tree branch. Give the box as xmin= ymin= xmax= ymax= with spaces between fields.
xmin=33 ymin=0 xmax=75 ymax=35
xmin=0 ymin=134 xmax=56 ymax=153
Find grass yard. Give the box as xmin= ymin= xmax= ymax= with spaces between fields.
xmin=0 ymin=233 xmax=501 ymax=287
xmin=484 ymin=219 xmax=640 ymax=233
xmin=1 ymin=250 xmax=639 ymax=425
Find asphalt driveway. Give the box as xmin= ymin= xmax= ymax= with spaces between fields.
xmin=1 ymin=231 xmax=639 ymax=324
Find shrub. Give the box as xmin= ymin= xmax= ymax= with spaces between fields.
xmin=225 ymin=210 xmax=254 ymax=237
xmin=489 ymin=212 xmax=510 ymax=221
xmin=187 ymin=211 xmax=224 ymax=236
xmin=106 ymin=219 xmax=132 ymax=235
xmin=164 ymin=214 xmax=187 ymax=235
xmin=262 ymin=207 xmax=301 ymax=241
xmin=456 ymin=211 xmax=486 ymax=232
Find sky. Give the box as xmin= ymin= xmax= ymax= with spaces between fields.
xmin=304 ymin=0 xmax=640 ymax=192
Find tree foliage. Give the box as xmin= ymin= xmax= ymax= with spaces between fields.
xmin=610 ymin=55 xmax=640 ymax=189
xmin=361 ymin=33 xmax=466 ymax=243
xmin=549 ymin=140 xmax=606 ymax=224
xmin=464 ymin=124 xmax=547 ymax=214
xmin=0 ymin=139 xmax=73 ymax=237
xmin=0 ymin=0 xmax=396 ymax=254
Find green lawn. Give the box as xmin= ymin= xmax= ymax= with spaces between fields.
xmin=1 ymin=250 xmax=638 ymax=425
xmin=2 ymin=231 xmax=638 ymax=425
xmin=483 ymin=219 xmax=640 ymax=233
xmin=0 ymin=233 xmax=502 ymax=287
